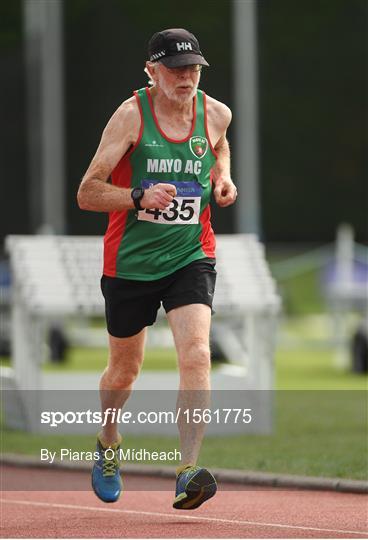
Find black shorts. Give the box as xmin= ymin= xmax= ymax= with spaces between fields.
xmin=101 ymin=258 xmax=217 ymax=338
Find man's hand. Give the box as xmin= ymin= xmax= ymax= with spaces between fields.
xmin=141 ymin=183 xmax=177 ymax=210
xmin=213 ymin=177 xmax=237 ymax=207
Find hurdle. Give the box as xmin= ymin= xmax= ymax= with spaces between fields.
xmin=3 ymin=234 xmax=281 ymax=434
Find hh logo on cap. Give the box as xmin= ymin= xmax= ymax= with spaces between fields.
xmin=176 ymin=42 xmax=193 ymax=51
xmin=189 ymin=136 xmax=208 ymax=159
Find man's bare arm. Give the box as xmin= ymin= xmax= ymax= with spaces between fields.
xmin=208 ymin=100 xmax=237 ymax=208
xmin=77 ymin=99 xmax=176 ymax=212
xmin=213 ymin=134 xmax=231 ymax=181
xmin=77 ymin=100 xmax=139 ymax=212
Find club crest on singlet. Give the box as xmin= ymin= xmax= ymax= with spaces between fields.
xmin=189 ymin=136 xmax=208 ymax=159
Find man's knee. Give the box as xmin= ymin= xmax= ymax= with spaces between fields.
xmin=102 ymin=330 xmax=146 ymax=389
xmin=179 ymin=340 xmax=211 ymax=374
xmin=103 ymin=354 xmax=142 ymax=389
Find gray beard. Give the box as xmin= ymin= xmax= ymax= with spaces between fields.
xmin=158 ymin=78 xmax=197 ymax=104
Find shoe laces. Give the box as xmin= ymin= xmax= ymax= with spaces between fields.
xmin=102 ymin=449 xmax=119 ymax=477
xmin=179 ymin=465 xmax=201 ymax=478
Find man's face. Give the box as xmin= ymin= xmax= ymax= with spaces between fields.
xmin=152 ymin=63 xmax=201 ymax=104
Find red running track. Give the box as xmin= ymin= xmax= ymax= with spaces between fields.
xmin=1 ymin=466 xmax=367 ymax=538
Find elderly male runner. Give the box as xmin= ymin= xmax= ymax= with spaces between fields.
xmin=78 ymin=28 xmax=237 ymax=509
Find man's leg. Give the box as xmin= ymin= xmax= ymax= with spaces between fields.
xmin=167 ymin=303 xmax=217 ymax=510
xmin=92 ymin=328 xmax=146 ymax=502
xmin=99 ymin=329 xmax=146 ymax=445
xmin=167 ymin=303 xmax=211 ymax=465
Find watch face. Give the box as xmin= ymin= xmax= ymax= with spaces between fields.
xmin=132 ymin=188 xmax=143 ymax=200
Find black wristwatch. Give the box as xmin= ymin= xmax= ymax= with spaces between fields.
xmin=131 ymin=187 xmax=145 ymax=211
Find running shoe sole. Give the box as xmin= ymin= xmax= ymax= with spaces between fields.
xmin=173 ymin=469 xmax=217 ymax=510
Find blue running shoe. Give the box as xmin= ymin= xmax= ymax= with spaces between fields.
xmin=173 ymin=465 xmax=217 ymax=509
xmin=92 ymin=436 xmax=122 ymax=503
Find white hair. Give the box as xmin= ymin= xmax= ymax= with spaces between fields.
xmin=144 ymin=62 xmax=156 ymax=86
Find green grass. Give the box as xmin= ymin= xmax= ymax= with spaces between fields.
xmin=2 ymin=343 xmax=366 ymax=390
xmin=277 ymin=270 xmax=324 ymax=315
xmin=1 ymin=344 xmax=367 ymax=479
xmin=0 ymin=347 xmax=177 ymax=372
xmin=51 ymin=347 xmax=178 ymax=372
xmin=1 ymin=250 xmax=367 ymax=479
xmin=276 ymin=348 xmax=367 ymax=390
xmin=0 ymin=284 xmax=368 ymax=479
xmin=2 ymin=391 xmax=366 ymax=479
xmin=267 ymin=248 xmax=327 ymax=314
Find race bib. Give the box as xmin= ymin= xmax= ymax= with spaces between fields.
xmin=137 ymin=180 xmax=203 ymax=225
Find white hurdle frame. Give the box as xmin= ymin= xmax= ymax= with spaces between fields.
xmin=3 ymin=234 xmax=281 ymax=433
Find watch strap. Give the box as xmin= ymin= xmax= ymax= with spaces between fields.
xmin=131 ymin=188 xmax=145 ymax=211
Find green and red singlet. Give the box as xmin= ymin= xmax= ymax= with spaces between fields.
xmin=103 ymin=87 xmax=217 ymax=280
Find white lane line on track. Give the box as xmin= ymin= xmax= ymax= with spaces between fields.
xmin=1 ymin=498 xmax=367 ymax=537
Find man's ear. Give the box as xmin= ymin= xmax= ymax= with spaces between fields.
xmin=145 ymin=61 xmax=156 ymax=82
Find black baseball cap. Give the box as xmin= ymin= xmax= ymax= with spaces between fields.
xmin=148 ymin=28 xmax=209 ymax=68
